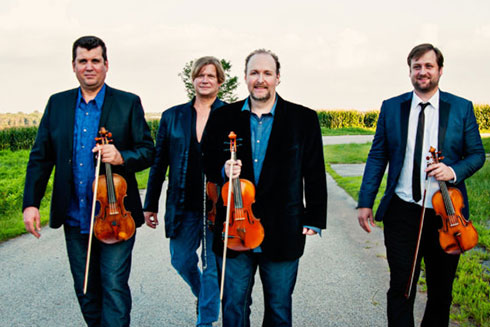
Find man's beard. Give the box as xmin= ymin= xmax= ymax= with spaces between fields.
xmin=250 ymin=89 xmax=271 ymax=102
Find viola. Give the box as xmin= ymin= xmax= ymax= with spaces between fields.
xmin=429 ymin=147 xmax=478 ymax=255
xmin=221 ymin=131 xmax=264 ymax=251
xmin=92 ymin=127 xmax=136 ymax=244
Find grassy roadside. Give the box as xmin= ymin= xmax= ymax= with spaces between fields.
xmin=324 ymin=138 xmax=490 ymax=327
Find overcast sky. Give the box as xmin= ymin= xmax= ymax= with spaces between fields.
xmin=1 ymin=0 xmax=490 ymax=113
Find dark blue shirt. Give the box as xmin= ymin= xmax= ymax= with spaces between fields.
xmin=66 ymin=84 xmax=105 ymax=233
xmin=241 ymin=97 xmax=277 ymax=185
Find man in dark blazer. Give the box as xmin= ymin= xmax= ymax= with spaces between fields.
xmin=23 ymin=36 xmax=154 ymax=327
xmin=358 ymin=43 xmax=485 ymax=327
xmin=143 ymin=56 xmax=226 ymax=327
xmin=202 ymin=49 xmax=327 ymax=327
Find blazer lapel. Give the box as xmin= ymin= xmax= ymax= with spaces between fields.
xmin=438 ymin=92 xmax=450 ymax=150
xmin=99 ymin=85 xmax=113 ymax=129
xmin=400 ymin=94 xmax=412 ymax=152
xmin=65 ymin=88 xmax=78 ymax=156
xmin=181 ymin=101 xmax=193 ymax=148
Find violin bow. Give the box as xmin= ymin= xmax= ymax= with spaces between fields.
xmin=82 ymin=138 xmax=103 ymax=295
xmin=404 ymin=155 xmax=432 ymax=299
xmin=220 ymin=131 xmax=237 ymax=300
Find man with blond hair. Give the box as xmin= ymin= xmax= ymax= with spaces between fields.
xmin=144 ymin=56 xmax=226 ymax=326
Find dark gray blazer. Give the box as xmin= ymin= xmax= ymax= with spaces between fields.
xmin=202 ymin=95 xmax=327 ymax=261
xmin=23 ymin=85 xmax=155 ymax=228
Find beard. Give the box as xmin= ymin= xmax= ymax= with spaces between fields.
xmin=250 ymin=88 xmax=271 ymax=102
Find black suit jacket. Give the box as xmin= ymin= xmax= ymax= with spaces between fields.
xmin=358 ymin=91 xmax=485 ymax=221
xmin=143 ymin=98 xmax=226 ymax=238
xmin=202 ymin=95 xmax=327 ymax=261
xmin=23 ymin=85 xmax=155 ymax=228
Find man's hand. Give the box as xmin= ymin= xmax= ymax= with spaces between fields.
xmin=224 ymin=159 xmax=242 ymax=179
xmin=425 ymin=162 xmax=455 ymax=181
xmin=358 ymin=207 xmax=376 ymax=233
xmin=144 ymin=212 xmax=159 ymax=229
xmin=302 ymin=227 xmax=317 ymax=236
xmin=92 ymin=144 xmax=124 ymax=166
xmin=23 ymin=206 xmax=42 ymax=238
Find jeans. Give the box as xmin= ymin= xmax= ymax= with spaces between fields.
xmin=64 ymin=224 xmax=135 ymax=327
xmin=216 ymin=252 xmax=299 ymax=327
xmin=170 ymin=211 xmax=220 ymax=326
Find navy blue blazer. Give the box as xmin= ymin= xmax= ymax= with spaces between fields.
xmin=143 ymin=98 xmax=226 ymax=238
xmin=358 ymin=90 xmax=485 ymax=221
xmin=23 ymin=85 xmax=155 ymax=228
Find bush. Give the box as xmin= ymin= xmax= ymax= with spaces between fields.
xmin=0 ymin=126 xmax=38 ymax=151
xmin=317 ymin=110 xmax=378 ymax=129
xmin=474 ymin=104 xmax=490 ymax=131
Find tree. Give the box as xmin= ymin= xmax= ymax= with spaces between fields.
xmin=178 ymin=59 xmax=239 ymax=103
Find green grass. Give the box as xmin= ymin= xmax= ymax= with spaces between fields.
xmin=0 ymin=150 xmax=52 ymax=241
xmin=324 ymin=142 xmax=372 ymax=164
xmin=482 ymin=136 xmax=490 ymax=154
xmin=324 ymin=140 xmax=490 ymax=327
xmin=321 ymin=127 xmax=375 ymax=136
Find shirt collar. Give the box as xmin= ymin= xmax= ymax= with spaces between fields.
xmin=76 ymin=84 xmax=107 ymax=110
xmin=241 ymin=95 xmax=278 ymax=116
xmin=411 ymin=89 xmax=440 ymax=111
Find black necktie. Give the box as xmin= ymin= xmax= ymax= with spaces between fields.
xmin=412 ymin=102 xmax=430 ymax=202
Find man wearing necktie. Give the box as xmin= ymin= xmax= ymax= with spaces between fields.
xmin=357 ymin=43 xmax=485 ymax=326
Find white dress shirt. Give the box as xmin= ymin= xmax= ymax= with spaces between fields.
xmin=395 ymin=90 xmax=441 ymax=208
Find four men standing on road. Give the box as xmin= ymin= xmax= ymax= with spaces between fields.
xmin=21 ymin=36 xmax=486 ymax=327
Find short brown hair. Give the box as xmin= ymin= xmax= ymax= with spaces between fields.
xmin=407 ymin=43 xmax=444 ymax=68
xmin=72 ymin=36 xmax=107 ymax=62
xmin=244 ymin=49 xmax=281 ymax=75
xmin=191 ymin=56 xmax=225 ymax=84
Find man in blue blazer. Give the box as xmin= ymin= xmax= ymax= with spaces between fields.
xmin=23 ymin=36 xmax=154 ymax=327
xmin=143 ymin=56 xmax=226 ymax=327
xmin=358 ymin=44 xmax=485 ymax=327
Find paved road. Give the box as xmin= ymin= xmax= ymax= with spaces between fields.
xmin=0 ymin=134 xmax=430 ymax=326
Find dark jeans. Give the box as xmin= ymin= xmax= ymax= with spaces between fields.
xmin=64 ymin=225 xmax=135 ymax=327
xmin=383 ymin=195 xmax=460 ymax=327
xmin=216 ymin=252 xmax=299 ymax=327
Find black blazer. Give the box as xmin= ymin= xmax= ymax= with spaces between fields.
xmin=202 ymin=95 xmax=327 ymax=261
xmin=23 ymin=85 xmax=155 ymax=228
xmin=144 ymin=98 xmax=226 ymax=238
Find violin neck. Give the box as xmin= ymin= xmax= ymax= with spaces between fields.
xmin=438 ymin=181 xmax=455 ymax=216
xmin=232 ymin=178 xmax=243 ymax=209
xmin=104 ymin=163 xmax=117 ymax=205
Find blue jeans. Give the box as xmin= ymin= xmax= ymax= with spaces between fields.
xmin=170 ymin=211 xmax=220 ymax=326
xmin=216 ymin=252 xmax=299 ymax=327
xmin=64 ymin=224 xmax=135 ymax=327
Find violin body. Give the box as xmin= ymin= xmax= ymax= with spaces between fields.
xmin=206 ymin=182 xmax=219 ymax=231
xmin=429 ymin=147 xmax=478 ymax=255
xmin=93 ymin=172 xmax=135 ymax=244
xmin=221 ymin=176 xmax=264 ymax=251
xmin=432 ymin=186 xmax=478 ymax=255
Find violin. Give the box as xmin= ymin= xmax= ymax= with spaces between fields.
xmin=429 ymin=147 xmax=478 ymax=255
xmin=93 ymin=127 xmax=136 ymax=244
xmin=83 ymin=127 xmax=135 ymax=294
xmin=221 ymin=131 xmax=264 ymax=251
xmin=206 ymin=182 xmax=219 ymax=231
